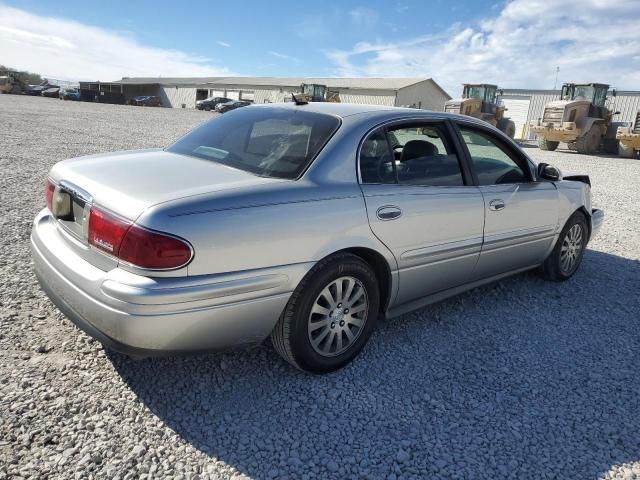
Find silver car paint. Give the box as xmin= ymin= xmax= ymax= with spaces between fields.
xmin=31 ymin=103 xmax=601 ymax=353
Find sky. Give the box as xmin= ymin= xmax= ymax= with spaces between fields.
xmin=1 ymin=0 xmax=639 ymax=96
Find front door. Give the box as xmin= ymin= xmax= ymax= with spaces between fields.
xmin=359 ymin=121 xmax=485 ymax=306
xmin=456 ymin=125 xmax=559 ymax=279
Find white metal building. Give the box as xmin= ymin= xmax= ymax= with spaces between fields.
xmin=500 ymin=88 xmax=640 ymax=140
xmin=113 ymin=76 xmax=451 ymax=111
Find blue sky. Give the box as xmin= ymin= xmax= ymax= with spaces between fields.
xmin=1 ymin=0 xmax=639 ymax=95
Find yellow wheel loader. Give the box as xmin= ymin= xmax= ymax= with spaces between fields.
xmin=530 ymin=83 xmax=622 ymax=155
xmin=616 ymin=111 xmax=640 ymax=158
xmin=444 ymin=84 xmax=516 ymax=138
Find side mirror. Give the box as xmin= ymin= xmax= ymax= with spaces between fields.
xmin=537 ymin=163 xmax=561 ymax=181
xmin=421 ymin=127 xmax=439 ymax=138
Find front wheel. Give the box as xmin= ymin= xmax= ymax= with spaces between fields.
xmin=576 ymin=125 xmax=601 ymax=155
xmin=541 ymin=212 xmax=588 ymax=281
xmin=271 ymin=253 xmax=379 ymax=373
xmin=538 ymin=137 xmax=559 ymax=151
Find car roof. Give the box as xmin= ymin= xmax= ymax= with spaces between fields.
xmin=249 ymin=101 xmax=430 ymax=118
xmin=246 ymin=102 xmax=488 ymax=125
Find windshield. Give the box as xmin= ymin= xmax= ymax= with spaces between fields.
xmin=167 ymin=107 xmax=340 ymax=179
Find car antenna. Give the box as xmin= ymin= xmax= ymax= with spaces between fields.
xmin=291 ymin=93 xmax=308 ymax=106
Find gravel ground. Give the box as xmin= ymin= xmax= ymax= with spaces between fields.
xmin=1 ymin=94 xmax=639 ymax=480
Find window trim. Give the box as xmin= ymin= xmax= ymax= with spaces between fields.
xmin=453 ymin=120 xmax=536 ymax=186
xmin=357 ymin=118 xmax=473 ymax=187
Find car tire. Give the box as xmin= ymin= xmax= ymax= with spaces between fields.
xmin=541 ymin=211 xmax=588 ymax=281
xmin=538 ymin=137 xmax=559 ymax=151
xmin=204 ymin=105 xmax=211 ymax=111
xmin=271 ymin=253 xmax=380 ymax=373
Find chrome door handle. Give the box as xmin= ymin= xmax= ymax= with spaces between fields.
xmin=376 ymin=205 xmax=402 ymax=220
xmin=489 ymin=199 xmax=506 ymax=211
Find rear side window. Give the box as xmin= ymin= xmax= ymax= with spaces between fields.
xmin=168 ymin=107 xmax=340 ymax=179
xmin=360 ymin=128 xmax=395 ymax=183
xmin=359 ymin=122 xmax=464 ymax=186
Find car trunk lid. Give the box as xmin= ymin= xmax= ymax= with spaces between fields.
xmin=49 ymin=148 xmax=281 ymax=221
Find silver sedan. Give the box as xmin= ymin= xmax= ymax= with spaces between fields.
xmin=31 ymin=103 xmax=603 ymax=373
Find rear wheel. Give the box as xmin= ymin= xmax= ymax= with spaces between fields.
xmin=271 ymin=253 xmax=379 ymax=373
xmin=497 ymin=119 xmax=516 ymax=139
xmin=618 ymin=142 xmax=637 ymax=158
xmin=541 ymin=212 xmax=588 ymax=281
xmin=538 ymin=137 xmax=559 ymax=151
xmin=576 ymin=125 xmax=601 ymax=155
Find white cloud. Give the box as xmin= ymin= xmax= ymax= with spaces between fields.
xmin=326 ymin=0 xmax=640 ymax=95
xmin=0 ymin=5 xmax=234 ymax=81
xmin=216 ymin=40 xmax=231 ymax=48
xmin=268 ymin=50 xmax=300 ymax=62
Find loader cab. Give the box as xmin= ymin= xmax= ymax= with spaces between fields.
xmin=462 ymin=84 xmax=498 ymax=104
xmin=560 ymin=83 xmax=609 ymax=107
xmin=560 ymin=83 xmax=610 ymax=118
xmin=300 ymin=83 xmax=328 ymax=102
xmin=462 ymin=84 xmax=499 ymax=115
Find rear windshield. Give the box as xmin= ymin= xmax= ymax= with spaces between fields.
xmin=167 ymin=107 xmax=341 ymax=179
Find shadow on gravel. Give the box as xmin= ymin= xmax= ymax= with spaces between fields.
xmin=109 ymin=250 xmax=640 ymax=479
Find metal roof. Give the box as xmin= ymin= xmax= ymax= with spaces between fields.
xmin=114 ymin=76 xmax=434 ymax=91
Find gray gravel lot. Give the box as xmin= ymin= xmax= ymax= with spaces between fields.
xmin=1 ymin=94 xmax=639 ymax=480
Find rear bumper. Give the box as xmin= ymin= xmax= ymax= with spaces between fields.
xmin=591 ymin=208 xmax=604 ymax=239
xmin=31 ymin=209 xmax=309 ymax=355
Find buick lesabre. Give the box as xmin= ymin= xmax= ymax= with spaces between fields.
xmin=31 ymin=103 xmax=603 ymax=373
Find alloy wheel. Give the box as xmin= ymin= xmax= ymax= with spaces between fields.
xmin=560 ymin=224 xmax=584 ymax=274
xmin=307 ymin=276 xmax=369 ymax=357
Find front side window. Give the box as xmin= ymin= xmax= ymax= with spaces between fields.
xmin=359 ymin=123 xmax=465 ymax=187
xmin=168 ymin=107 xmax=340 ymax=179
xmin=459 ymin=127 xmax=528 ymax=185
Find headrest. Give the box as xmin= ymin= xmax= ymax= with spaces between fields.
xmin=400 ymin=140 xmax=439 ymax=162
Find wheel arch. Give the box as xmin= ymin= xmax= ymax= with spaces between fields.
xmin=333 ymin=247 xmax=393 ymax=313
xmin=576 ymin=206 xmax=592 ymax=240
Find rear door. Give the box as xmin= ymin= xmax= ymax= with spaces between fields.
xmin=455 ymin=123 xmax=559 ymax=279
xmin=359 ymin=119 xmax=485 ymax=306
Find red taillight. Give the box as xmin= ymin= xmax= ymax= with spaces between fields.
xmin=88 ymin=207 xmax=131 ymax=256
xmin=45 ymin=179 xmax=55 ymax=211
xmin=88 ymin=206 xmax=192 ymax=270
xmin=119 ymin=225 xmax=192 ymax=269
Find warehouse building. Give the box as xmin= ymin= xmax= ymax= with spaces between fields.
xmin=500 ymin=88 xmax=640 ymax=140
xmin=106 ymin=76 xmax=451 ymax=111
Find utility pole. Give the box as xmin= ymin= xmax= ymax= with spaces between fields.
xmin=553 ymin=66 xmax=560 ymax=90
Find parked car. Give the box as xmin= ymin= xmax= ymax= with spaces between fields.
xmin=216 ymin=100 xmax=251 ymax=113
xmin=41 ymin=87 xmax=60 ymax=98
xmin=130 ymin=95 xmax=162 ymax=107
xmin=59 ymin=88 xmax=80 ymax=101
xmin=196 ymin=96 xmax=232 ymax=111
xmin=32 ymin=104 xmax=603 ymax=373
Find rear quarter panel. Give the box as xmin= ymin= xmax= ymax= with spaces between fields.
xmin=135 ymin=182 xmax=397 ymax=278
